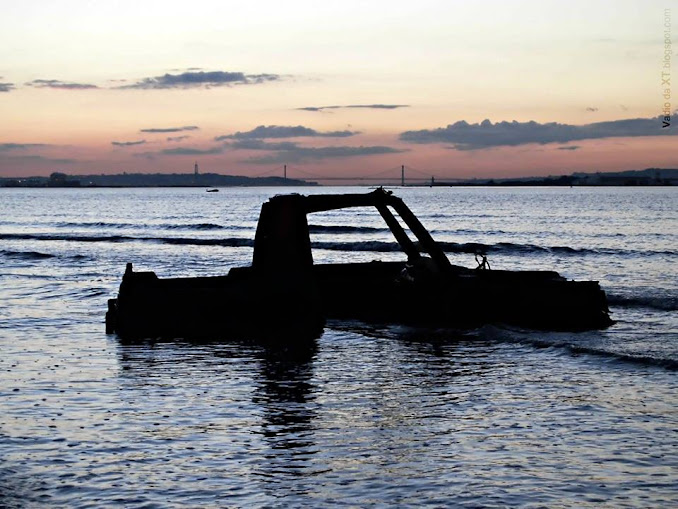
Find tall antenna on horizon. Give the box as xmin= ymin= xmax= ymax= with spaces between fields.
xmin=194 ymin=161 xmax=199 ymax=176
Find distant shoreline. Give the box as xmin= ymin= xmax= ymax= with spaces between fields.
xmin=0 ymin=172 xmax=318 ymax=189
xmin=1 ymin=168 xmax=676 ymax=188
xmin=1 ymin=183 xmax=676 ymax=189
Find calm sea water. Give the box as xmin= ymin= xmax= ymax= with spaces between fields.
xmin=1 ymin=186 xmax=676 ymax=507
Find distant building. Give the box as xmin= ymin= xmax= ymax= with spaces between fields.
xmin=577 ymin=172 xmax=675 ymax=186
xmin=47 ymin=172 xmax=80 ymax=187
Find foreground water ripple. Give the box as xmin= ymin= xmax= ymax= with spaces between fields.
xmin=1 ymin=187 xmax=677 ymax=507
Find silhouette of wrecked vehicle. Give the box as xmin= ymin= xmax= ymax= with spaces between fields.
xmin=106 ymin=188 xmax=612 ymax=340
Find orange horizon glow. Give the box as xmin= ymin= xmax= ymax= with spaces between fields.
xmin=1 ymin=1 xmax=676 ymax=181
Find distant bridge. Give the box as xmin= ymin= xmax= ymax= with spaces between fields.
xmin=249 ymin=165 xmax=457 ymax=186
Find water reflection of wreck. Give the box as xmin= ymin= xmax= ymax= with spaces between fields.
xmin=106 ymin=188 xmax=612 ymax=340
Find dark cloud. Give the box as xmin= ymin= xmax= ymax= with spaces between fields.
xmin=26 ymin=79 xmax=98 ymax=90
xmin=133 ymin=146 xmax=223 ymax=159
xmin=140 ymin=126 xmax=199 ymax=133
xmin=112 ymin=140 xmax=146 ymax=147
xmin=557 ymin=145 xmax=581 ymax=150
xmin=0 ymin=142 xmax=76 ymax=162
xmin=120 ymin=70 xmax=280 ymax=89
xmin=0 ymin=82 xmax=15 ymax=92
xmin=228 ymin=140 xmax=300 ymax=151
xmin=0 ymin=143 xmax=48 ymax=151
xmin=170 ymin=67 xmax=204 ymax=72
xmin=586 ymin=107 xmax=599 ymax=112
xmin=226 ymin=139 xmax=405 ymax=163
xmin=160 ymin=147 xmax=223 ymax=155
xmin=298 ymin=104 xmax=409 ymax=112
xmin=3 ymin=155 xmax=78 ymax=163
xmin=400 ymin=115 xmax=678 ymax=150
xmin=167 ymin=135 xmax=190 ymax=142
xmin=215 ymin=125 xmax=358 ymax=141
xmin=347 ymin=104 xmax=409 ymax=109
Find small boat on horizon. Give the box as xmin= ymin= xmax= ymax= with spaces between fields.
xmin=206 ymin=188 xmax=219 ymax=192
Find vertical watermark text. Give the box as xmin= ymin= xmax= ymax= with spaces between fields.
xmin=662 ymin=8 xmax=672 ymax=128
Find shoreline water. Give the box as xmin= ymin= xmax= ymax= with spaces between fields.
xmin=1 ymin=186 xmax=676 ymax=506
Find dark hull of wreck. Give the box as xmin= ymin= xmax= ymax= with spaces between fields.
xmin=314 ymin=261 xmax=612 ymax=331
xmin=106 ymin=261 xmax=612 ymax=341
xmin=106 ymin=189 xmax=613 ymax=341
xmin=106 ymin=267 xmax=324 ymax=341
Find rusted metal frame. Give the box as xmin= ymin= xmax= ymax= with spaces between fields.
xmin=386 ymin=196 xmax=452 ymax=271
xmin=375 ymin=203 xmax=421 ymax=262
xmin=302 ymin=189 xmax=390 ymax=214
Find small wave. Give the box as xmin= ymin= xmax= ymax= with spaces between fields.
xmin=0 ymin=249 xmax=90 ymax=261
xmin=311 ymin=239 xmax=605 ymax=255
xmin=438 ymin=241 xmax=602 ymax=255
xmin=166 ymin=223 xmax=226 ymax=230
xmin=1 ymin=232 xmax=675 ymax=257
xmin=311 ymin=240 xmax=550 ymax=254
xmin=161 ymin=237 xmax=254 ymax=247
xmin=0 ymin=233 xmax=134 ymax=243
xmin=56 ymin=221 xmax=229 ymax=230
xmin=607 ymin=294 xmax=678 ymax=312
xmin=40 ymin=287 xmax=109 ymax=301
xmin=0 ymin=232 xmax=253 ymax=248
xmin=526 ymin=337 xmax=677 ymax=371
xmin=306 ymin=239 xmax=650 ymax=256
xmin=441 ymin=242 xmax=678 ymax=257
xmin=57 ymin=221 xmax=129 ymax=229
xmin=484 ymin=326 xmax=678 ymax=371
xmin=432 ymin=228 xmax=510 ymax=235
xmin=309 ymin=224 xmax=388 ymax=234
xmin=313 ymin=240 xmax=401 ymax=252
xmin=82 ymin=289 xmax=108 ymax=299
xmin=0 ymin=249 xmax=55 ymax=260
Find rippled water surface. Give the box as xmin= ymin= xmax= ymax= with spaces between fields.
xmin=1 ymin=186 xmax=676 ymax=507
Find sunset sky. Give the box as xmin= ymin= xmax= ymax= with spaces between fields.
xmin=1 ymin=0 xmax=675 ymax=182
